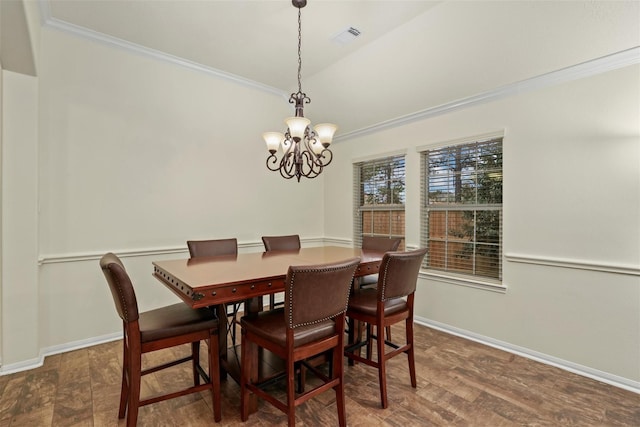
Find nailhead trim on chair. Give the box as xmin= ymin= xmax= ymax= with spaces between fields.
xmin=379 ymin=257 xmax=392 ymax=302
xmin=110 ymin=264 xmax=131 ymax=322
xmin=287 ymin=266 xmax=357 ymax=329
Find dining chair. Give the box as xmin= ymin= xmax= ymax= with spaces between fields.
xmin=344 ymin=248 xmax=427 ymax=409
xmin=358 ymin=236 xmax=402 ymax=287
xmin=240 ymin=257 xmax=360 ymax=427
xmin=261 ymin=234 xmax=301 ymax=310
xmin=187 ymin=237 xmax=238 ymax=258
xmin=187 ymin=238 xmax=241 ymax=345
xmin=99 ymin=253 xmax=222 ymax=426
xmin=358 ymin=236 xmax=402 ymax=341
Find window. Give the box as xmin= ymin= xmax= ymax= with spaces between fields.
xmin=354 ymin=155 xmax=405 ymax=250
xmin=420 ymin=136 xmax=503 ymax=281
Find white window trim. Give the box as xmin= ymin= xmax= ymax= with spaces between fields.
xmin=416 ymin=130 xmax=505 ymax=153
xmin=354 ymin=154 xmax=406 ymax=248
xmin=352 ymin=149 xmax=407 ymax=165
xmin=420 ymin=132 xmax=504 ymax=287
xmin=419 ymin=269 xmax=507 ymax=293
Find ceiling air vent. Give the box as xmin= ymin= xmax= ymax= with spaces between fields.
xmin=331 ymin=27 xmax=361 ymax=45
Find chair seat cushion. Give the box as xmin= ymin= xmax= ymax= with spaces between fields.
xmin=139 ymin=303 xmax=218 ymax=343
xmin=358 ymin=273 xmax=379 ymax=288
xmin=347 ymin=288 xmax=407 ymax=317
xmin=241 ymin=309 xmax=335 ymax=348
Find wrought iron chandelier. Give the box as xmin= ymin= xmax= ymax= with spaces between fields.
xmin=263 ymin=0 xmax=337 ymax=182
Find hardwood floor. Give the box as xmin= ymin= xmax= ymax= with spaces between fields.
xmin=1 ymin=323 xmax=638 ymax=426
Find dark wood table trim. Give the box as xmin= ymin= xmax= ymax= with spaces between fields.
xmin=152 ymin=247 xmax=383 ymax=308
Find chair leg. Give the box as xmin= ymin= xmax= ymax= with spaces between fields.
xmin=333 ymin=345 xmax=347 ymax=427
xmin=192 ymin=341 xmax=201 ymax=386
xmin=347 ymin=316 xmax=355 ymax=366
xmin=297 ymin=361 xmax=306 ymax=394
xmin=126 ymin=351 xmax=142 ymax=427
xmin=269 ymin=294 xmax=276 ymax=310
xmin=240 ymin=331 xmax=255 ymax=422
xmin=208 ymin=336 xmax=222 ymax=422
xmin=287 ymin=357 xmax=296 ymax=427
xmin=406 ymin=317 xmax=417 ymax=388
xmin=366 ymin=323 xmax=373 ymax=361
xmin=377 ymin=322 xmax=388 ymax=409
xmin=385 ymin=325 xmax=392 ymax=341
xmin=118 ymin=339 xmax=129 ymax=419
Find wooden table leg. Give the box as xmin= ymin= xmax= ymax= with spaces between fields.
xmin=216 ymin=304 xmax=229 ymax=380
xmin=347 ymin=278 xmax=365 ymax=365
xmin=244 ymin=296 xmax=264 ymax=414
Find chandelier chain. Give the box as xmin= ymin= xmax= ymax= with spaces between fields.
xmin=297 ymin=8 xmax=302 ymax=94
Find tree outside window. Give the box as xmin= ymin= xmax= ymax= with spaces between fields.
xmin=422 ymin=137 xmax=503 ymax=280
xmin=354 ymin=155 xmax=405 ymax=250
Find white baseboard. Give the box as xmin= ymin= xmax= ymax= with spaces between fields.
xmin=414 ymin=316 xmax=640 ymax=395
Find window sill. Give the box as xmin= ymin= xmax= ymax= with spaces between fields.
xmin=418 ymin=270 xmax=507 ymax=293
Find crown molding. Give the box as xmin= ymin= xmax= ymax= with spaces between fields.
xmin=37 ymin=0 xmax=288 ymax=98
xmin=336 ymin=46 xmax=640 ymax=142
xmin=35 ymin=1 xmax=639 ymax=142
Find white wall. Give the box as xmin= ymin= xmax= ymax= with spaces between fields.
xmin=0 ymin=25 xmax=327 ymax=368
xmin=0 ymin=38 xmax=3 ymax=365
xmin=38 ymin=29 xmax=324 ymax=255
xmin=324 ymin=64 xmax=640 ymax=388
xmin=1 ymin=71 xmax=39 ymax=367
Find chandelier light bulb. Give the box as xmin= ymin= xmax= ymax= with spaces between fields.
xmin=313 ymin=123 xmax=338 ymax=147
xmin=263 ymin=132 xmax=285 ymax=154
xmin=285 ymin=117 xmax=310 ymax=141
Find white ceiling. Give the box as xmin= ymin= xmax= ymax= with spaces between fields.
xmin=47 ymin=0 xmax=441 ymax=92
xmin=27 ymin=0 xmax=639 ymax=137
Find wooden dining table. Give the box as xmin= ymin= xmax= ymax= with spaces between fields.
xmin=151 ymin=245 xmax=384 ymax=410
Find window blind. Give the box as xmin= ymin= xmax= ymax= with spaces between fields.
xmin=420 ymin=137 xmax=503 ymax=281
xmin=353 ymin=155 xmax=406 ymax=249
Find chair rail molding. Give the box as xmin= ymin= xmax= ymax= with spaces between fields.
xmin=504 ymin=252 xmax=640 ymax=276
xmin=38 ymin=237 xmax=336 ymax=265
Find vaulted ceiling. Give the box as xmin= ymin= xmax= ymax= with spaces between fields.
xmin=46 ymin=0 xmax=441 ymax=92
xmin=4 ymin=1 xmax=639 ymax=137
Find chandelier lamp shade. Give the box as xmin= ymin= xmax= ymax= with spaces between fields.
xmin=263 ymin=0 xmax=337 ymax=182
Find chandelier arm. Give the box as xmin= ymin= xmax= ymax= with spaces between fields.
xmin=318 ymin=148 xmax=333 ymax=167
xmin=266 ymin=153 xmax=281 ymax=172
xmin=282 ymin=135 xmax=295 ymax=156
xmin=301 ymin=150 xmax=323 ymax=177
xmin=301 ymin=128 xmax=315 ymax=151
xmin=283 ymin=152 xmax=298 ymax=179
xmin=280 ymin=167 xmax=296 ymax=180
xmin=302 ymin=133 xmax=331 ymax=169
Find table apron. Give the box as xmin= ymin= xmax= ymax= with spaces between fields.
xmin=153 ymin=259 xmax=381 ymax=309
xmin=153 ymin=273 xmax=285 ymax=308
xmin=356 ymin=260 xmax=381 ymax=278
